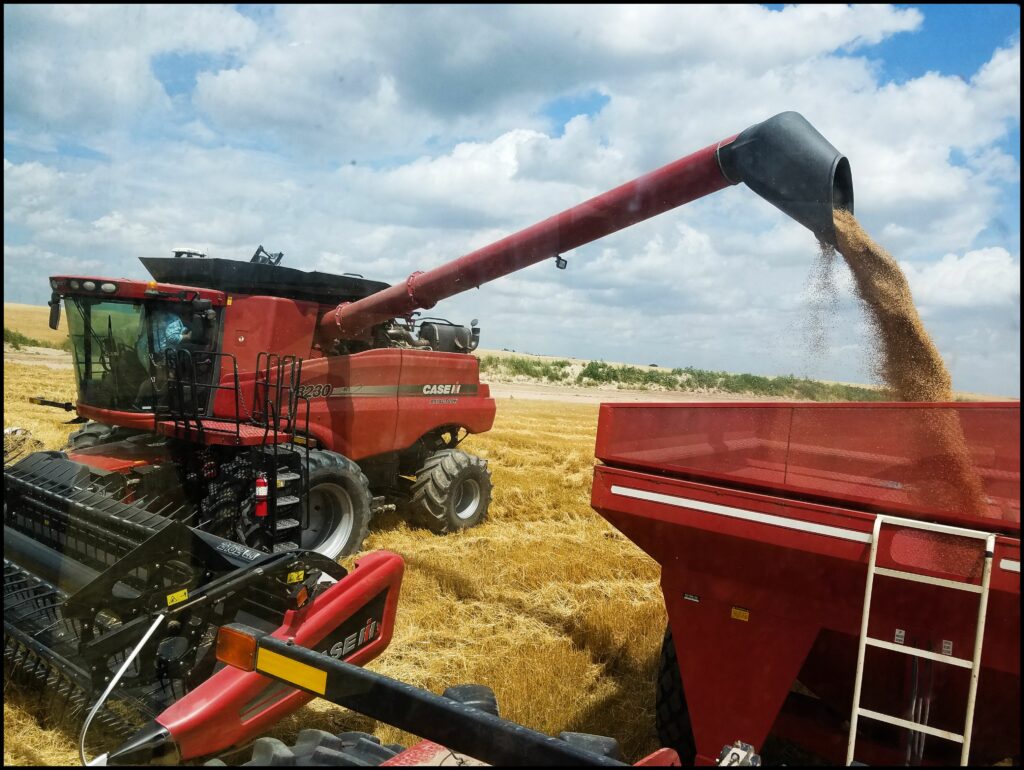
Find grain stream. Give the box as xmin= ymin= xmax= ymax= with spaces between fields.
xmin=832 ymin=209 xmax=987 ymax=515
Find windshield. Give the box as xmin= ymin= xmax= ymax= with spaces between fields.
xmin=65 ymin=297 xmax=216 ymax=413
xmin=66 ymin=298 xmax=148 ymax=411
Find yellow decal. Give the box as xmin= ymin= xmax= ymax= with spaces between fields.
xmin=167 ymin=588 xmax=189 ymax=607
xmin=730 ymin=606 xmax=750 ymax=622
xmin=226 ymin=296 xmax=233 ymax=306
xmin=287 ymin=570 xmax=305 ymax=585
xmin=256 ymin=648 xmax=327 ymax=695
xmin=293 ymin=435 xmax=307 ymax=445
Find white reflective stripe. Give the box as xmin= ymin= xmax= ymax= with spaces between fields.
xmin=609 ymin=485 xmax=872 ymax=543
xmin=87 ymin=754 xmax=108 ymax=767
xmin=1000 ymin=559 xmax=1020 ymax=573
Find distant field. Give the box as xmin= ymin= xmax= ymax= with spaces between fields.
xmin=3 ymin=303 xmax=67 ymax=346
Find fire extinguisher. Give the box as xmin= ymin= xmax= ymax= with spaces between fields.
xmin=255 ymin=473 xmax=269 ymax=518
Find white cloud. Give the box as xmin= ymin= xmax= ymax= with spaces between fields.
xmin=4 ymin=5 xmax=257 ymax=135
xmin=902 ymin=248 xmax=1020 ymax=308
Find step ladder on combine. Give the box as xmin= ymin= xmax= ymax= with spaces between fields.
xmin=846 ymin=515 xmax=997 ymax=766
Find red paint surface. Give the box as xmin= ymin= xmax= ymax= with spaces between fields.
xmin=592 ymin=401 xmax=1020 ymax=764
xmin=594 ymin=402 xmax=1020 ymax=533
xmin=51 ymin=276 xmax=225 ymax=304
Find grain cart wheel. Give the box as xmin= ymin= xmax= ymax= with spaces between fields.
xmin=410 ymin=449 xmax=492 ymax=534
xmin=302 ymin=450 xmax=373 ymax=559
xmin=64 ymin=421 xmax=140 ymax=450
xmin=656 ymin=626 xmax=696 ymax=763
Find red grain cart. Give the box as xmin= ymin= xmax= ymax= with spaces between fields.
xmin=591 ymin=402 xmax=1020 ymax=765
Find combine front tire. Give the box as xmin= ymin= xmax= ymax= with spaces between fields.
xmin=410 ymin=449 xmax=492 ymax=534
xmin=656 ymin=626 xmax=696 ymax=763
xmin=302 ymin=450 xmax=373 ymax=559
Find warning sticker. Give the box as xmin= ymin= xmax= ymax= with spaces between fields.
xmin=166 ymin=588 xmax=189 ymax=607
xmin=730 ymin=606 xmax=750 ymax=622
xmin=287 ymin=570 xmax=306 ymax=585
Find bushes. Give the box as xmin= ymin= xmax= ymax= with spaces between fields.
xmin=4 ymin=327 xmax=74 ymax=353
xmin=479 ymin=352 xmax=886 ymax=401
xmin=479 ymin=355 xmax=572 ymax=383
xmin=4 ymin=328 xmax=44 ymax=350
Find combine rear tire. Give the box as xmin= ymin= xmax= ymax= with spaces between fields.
xmin=409 ymin=449 xmax=492 ymax=534
xmin=656 ymin=626 xmax=696 ymax=763
xmin=302 ymin=450 xmax=373 ymax=559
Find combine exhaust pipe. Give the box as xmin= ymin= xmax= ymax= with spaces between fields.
xmin=321 ymin=110 xmax=853 ymax=342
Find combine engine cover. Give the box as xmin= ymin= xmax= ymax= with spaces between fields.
xmin=4 ymin=451 xmax=403 ymax=764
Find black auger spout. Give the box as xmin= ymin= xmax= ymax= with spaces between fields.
xmin=715 ymin=111 xmax=854 ymax=246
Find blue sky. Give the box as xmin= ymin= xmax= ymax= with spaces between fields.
xmin=4 ymin=5 xmax=1021 ymax=395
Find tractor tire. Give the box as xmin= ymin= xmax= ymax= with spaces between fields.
xmin=64 ymin=421 xmax=139 ymax=451
xmin=656 ymin=625 xmax=696 ymax=764
xmin=301 ymin=450 xmax=373 ymax=559
xmin=205 ymin=730 xmax=405 ymax=766
xmin=409 ymin=449 xmax=492 ymax=534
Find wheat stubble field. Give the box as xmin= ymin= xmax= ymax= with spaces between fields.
xmin=3 ymin=344 xmax=667 ymax=764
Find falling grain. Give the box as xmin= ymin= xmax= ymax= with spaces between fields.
xmin=831 ymin=209 xmax=987 ymax=515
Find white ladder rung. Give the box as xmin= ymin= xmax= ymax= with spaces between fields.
xmin=857 ymin=707 xmax=964 ymax=743
xmin=864 ymin=637 xmax=973 ymax=668
xmin=874 ymin=566 xmax=984 ymax=593
xmin=866 ymin=515 xmax=994 ymax=540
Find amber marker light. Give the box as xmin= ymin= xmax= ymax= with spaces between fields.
xmin=215 ymin=624 xmax=258 ymax=671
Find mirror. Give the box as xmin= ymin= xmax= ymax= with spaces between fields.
xmin=48 ymin=292 xmax=61 ymax=330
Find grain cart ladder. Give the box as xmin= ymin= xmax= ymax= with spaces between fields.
xmin=847 ymin=515 xmax=997 ymax=766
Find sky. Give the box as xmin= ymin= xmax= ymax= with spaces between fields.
xmin=4 ymin=4 xmax=1020 ymax=395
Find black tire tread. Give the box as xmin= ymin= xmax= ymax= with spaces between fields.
xmin=655 ymin=625 xmax=696 ymax=763
xmin=409 ymin=448 xmax=492 ymax=534
xmin=65 ymin=421 xmax=134 ymax=451
xmin=302 ymin=448 xmax=373 ymax=558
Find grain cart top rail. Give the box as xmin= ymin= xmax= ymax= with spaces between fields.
xmin=591 ymin=402 xmax=1020 ymax=765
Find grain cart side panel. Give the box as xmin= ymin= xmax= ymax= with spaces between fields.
xmin=592 ymin=402 xmax=1020 ymax=765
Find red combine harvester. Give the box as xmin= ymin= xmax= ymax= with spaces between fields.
xmin=6 ymin=111 xmax=874 ymax=764
xmin=592 ymin=402 xmax=1020 ymax=765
